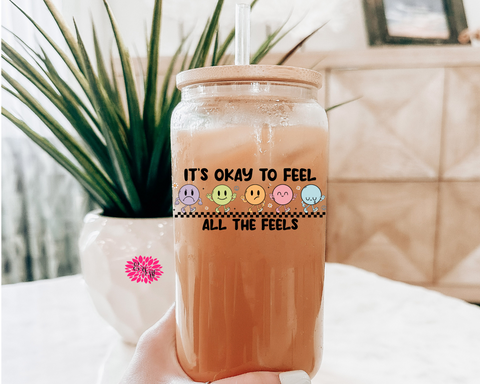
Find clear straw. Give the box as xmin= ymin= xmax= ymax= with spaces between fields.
xmin=235 ymin=3 xmax=250 ymax=65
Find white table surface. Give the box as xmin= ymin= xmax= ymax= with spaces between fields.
xmin=3 ymin=263 xmax=480 ymax=384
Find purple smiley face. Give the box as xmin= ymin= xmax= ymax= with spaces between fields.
xmin=178 ymin=184 xmax=200 ymax=205
xmin=273 ymin=184 xmax=294 ymax=205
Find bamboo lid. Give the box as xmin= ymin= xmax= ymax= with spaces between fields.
xmin=176 ymin=65 xmax=322 ymax=89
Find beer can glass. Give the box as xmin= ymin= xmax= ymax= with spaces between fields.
xmin=171 ymin=65 xmax=328 ymax=382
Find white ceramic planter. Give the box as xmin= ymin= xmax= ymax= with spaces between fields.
xmin=79 ymin=210 xmax=175 ymax=344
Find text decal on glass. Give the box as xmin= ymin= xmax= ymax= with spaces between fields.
xmin=175 ymin=167 xmax=326 ymax=231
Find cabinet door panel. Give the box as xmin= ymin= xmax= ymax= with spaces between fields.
xmin=327 ymin=68 xmax=444 ymax=181
xmin=326 ymin=182 xmax=437 ymax=284
xmin=435 ymin=182 xmax=480 ymax=285
xmin=441 ymin=67 xmax=480 ymax=181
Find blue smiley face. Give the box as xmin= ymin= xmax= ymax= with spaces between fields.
xmin=301 ymin=185 xmax=325 ymax=205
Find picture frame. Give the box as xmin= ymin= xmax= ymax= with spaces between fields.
xmin=362 ymin=0 xmax=469 ymax=46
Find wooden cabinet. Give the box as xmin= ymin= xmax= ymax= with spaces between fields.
xmin=321 ymin=47 xmax=480 ymax=302
xmin=262 ymin=47 xmax=480 ymax=301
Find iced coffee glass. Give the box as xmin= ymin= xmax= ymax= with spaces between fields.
xmin=171 ymin=65 xmax=328 ymax=382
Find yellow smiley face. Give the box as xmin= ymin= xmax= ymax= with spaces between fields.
xmin=244 ymin=184 xmax=266 ymax=205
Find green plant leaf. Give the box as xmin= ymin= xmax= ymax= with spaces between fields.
xmin=75 ymin=20 xmax=143 ymax=214
xmin=1 ymin=39 xmax=110 ymax=159
xmin=143 ymin=0 xmax=162 ymax=151
xmin=189 ymin=17 xmax=210 ymax=69
xmin=40 ymin=55 xmax=116 ymax=178
xmin=250 ymin=18 xmax=289 ymax=64
xmin=3 ymin=28 xmax=103 ymax=135
xmin=211 ymin=29 xmax=219 ymax=66
xmin=109 ymin=50 xmax=129 ymax=130
xmin=43 ymin=0 xmax=86 ymax=74
xmin=164 ymin=48 xmax=190 ymax=119
xmin=251 ymin=16 xmax=302 ymax=64
xmin=103 ymin=0 xmax=147 ymax=186
xmin=134 ymin=45 xmax=147 ymax=89
xmin=2 ymin=50 xmax=113 ymax=178
xmin=213 ymin=28 xmax=233 ymax=66
xmin=2 ymin=71 xmax=89 ymax=169
xmin=1 ymin=107 xmax=116 ymax=209
xmin=144 ymin=48 xmax=190 ymax=216
xmin=92 ymin=22 xmax=124 ymax=120
xmin=8 ymin=0 xmax=94 ymax=108
xmin=159 ymin=35 xmax=188 ymax=118
xmin=2 ymin=28 xmax=118 ymax=182
xmin=277 ymin=23 xmax=327 ymax=65
xmin=326 ymin=96 xmax=361 ymax=112
xmin=1 ymin=76 xmax=128 ymax=214
xmin=38 ymin=46 xmax=102 ymax=132
xmin=188 ymin=0 xmax=224 ymax=70
xmin=2 ymin=41 xmax=59 ymax=101
xmin=196 ymin=0 xmax=224 ymax=67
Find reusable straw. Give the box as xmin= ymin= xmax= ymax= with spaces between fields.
xmin=235 ymin=3 xmax=250 ymax=65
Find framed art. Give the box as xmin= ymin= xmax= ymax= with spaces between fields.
xmin=363 ymin=0 xmax=469 ymax=45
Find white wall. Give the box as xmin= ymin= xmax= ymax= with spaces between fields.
xmin=5 ymin=0 xmax=480 ymax=61
xmin=464 ymin=0 xmax=480 ymax=46
xmin=61 ymin=0 xmax=370 ymax=57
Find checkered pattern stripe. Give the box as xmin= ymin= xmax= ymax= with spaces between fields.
xmin=174 ymin=211 xmax=326 ymax=219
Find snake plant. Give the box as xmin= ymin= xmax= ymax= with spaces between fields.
xmin=2 ymin=0 xmax=325 ymax=218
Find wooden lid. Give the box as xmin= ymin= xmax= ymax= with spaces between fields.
xmin=176 ymin=65 xmax=322 ymax=89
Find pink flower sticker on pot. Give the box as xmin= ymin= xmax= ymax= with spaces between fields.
xmin=125 ymin=256 xmax=163 ymax=284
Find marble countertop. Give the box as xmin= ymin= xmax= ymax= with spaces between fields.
xmin=3 ymin=263 xmax=480 ymax=384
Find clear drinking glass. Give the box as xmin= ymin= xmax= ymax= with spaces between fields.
xmin=170 ymin=65 xmax=328 ymax=382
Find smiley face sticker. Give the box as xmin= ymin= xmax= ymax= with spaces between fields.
xmin=301 ymin=184 xmax=325 ymax=213
xmin=241 ymin=184 xmax=266 ymax=212
xmin=207 ymin=185 xmax=237 ymax=213
xmin=175 ymin=184 xmax=203 ymax=213
xmin=270 ymin=184 xmax=297 ymax=213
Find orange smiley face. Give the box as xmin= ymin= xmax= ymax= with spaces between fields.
xmin=244 ymin=184 xmax=266 ymax=205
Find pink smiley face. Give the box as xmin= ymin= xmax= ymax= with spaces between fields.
xmin=272 ymin=184 xmax=294 ymax=205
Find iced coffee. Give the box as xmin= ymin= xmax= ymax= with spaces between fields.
xmin=171 ymin=65 xmax=328 ymax=382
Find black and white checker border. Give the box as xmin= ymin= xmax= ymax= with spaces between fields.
xmin=173 ymin=211 xmax=326 ymax=219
